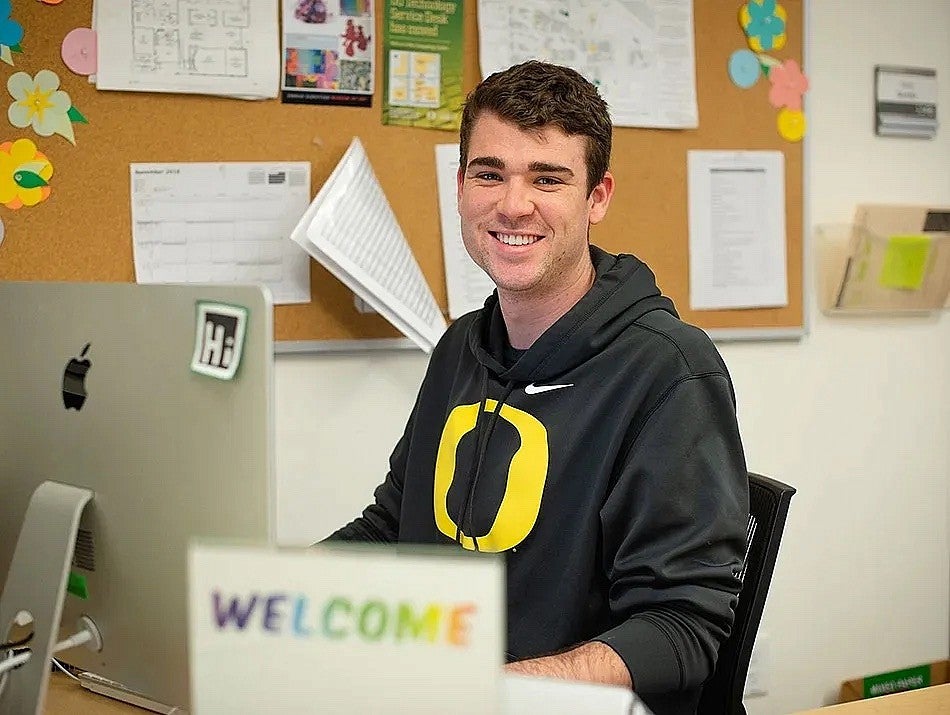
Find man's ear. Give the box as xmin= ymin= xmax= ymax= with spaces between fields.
xmin=456 ymin=165 xmax=465 ymax=206
xmin=588 ymin=171 xmax=615 ymax=225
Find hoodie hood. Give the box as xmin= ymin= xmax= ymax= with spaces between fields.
xmin=467 ymin=246 xmax=678 ymax=383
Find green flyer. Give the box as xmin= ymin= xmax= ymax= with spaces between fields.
xmin=382 ymin=0 xmax=464 ymax=131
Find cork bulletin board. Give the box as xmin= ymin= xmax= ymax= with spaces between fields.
xmin=0 ymin=1 xmax=804 ymax=346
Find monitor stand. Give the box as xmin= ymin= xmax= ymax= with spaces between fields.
xmin=76 ymin=671 xmax=181 ymax=714
xmin=0 ymin=480 xmax=92 ymax=715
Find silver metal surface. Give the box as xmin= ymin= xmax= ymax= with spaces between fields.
xmin=0 ymin=281 xmax=275 ymax=711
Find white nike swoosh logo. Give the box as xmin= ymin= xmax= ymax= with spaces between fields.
xmin=524 ymin=382 xmax=574 ymax=395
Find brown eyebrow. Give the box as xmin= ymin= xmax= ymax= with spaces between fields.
xmin=466 ymin=156 xmax=575 ymax=177
xmin=466 ymin=156 xmax=505 ymax=171
xmin=528 ymin=162 xmax=574 ymax=177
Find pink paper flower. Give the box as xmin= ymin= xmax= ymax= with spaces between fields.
xmin=768 ymin=59 xmax=808 ymax=112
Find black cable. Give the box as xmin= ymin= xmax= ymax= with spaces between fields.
xmin=0 ymin=630 xmax=34 ymax=651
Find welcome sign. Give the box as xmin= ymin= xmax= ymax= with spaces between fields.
xmin=188 ymin=542 xmax=504 ymax=714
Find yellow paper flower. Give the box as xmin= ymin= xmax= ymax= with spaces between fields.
xmin=777 ymin=108 xmax=806 ymax=142
xmin=7 ymin=70 xmax=75 ymax=144
xmin=0 ymin=138 xmax=53 ymax=209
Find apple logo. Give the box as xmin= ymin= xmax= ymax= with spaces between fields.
xmin=62 ymin=343 xmax=91 ymax=411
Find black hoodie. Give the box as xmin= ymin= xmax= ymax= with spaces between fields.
xmin=329 ymin=246 xmax=749 ymax=714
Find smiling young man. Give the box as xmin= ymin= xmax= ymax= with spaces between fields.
xmin=328 ymin=61 xmax=749 ymax=715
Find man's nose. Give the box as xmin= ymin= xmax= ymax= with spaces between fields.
xmin=496 ymin=179 xmax=534 ymax=219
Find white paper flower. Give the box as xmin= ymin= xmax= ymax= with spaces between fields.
xmin=7 ymin=69 xmax=75 ymax=144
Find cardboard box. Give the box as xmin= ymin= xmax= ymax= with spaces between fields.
xmin=839 ymin=660 xmax=949 ymax=703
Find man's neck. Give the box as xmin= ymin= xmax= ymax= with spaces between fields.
xmin=498 ymin=262 xmax=596 ymax=350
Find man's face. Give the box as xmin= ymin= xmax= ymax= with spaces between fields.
xmin=457 ymin=112 xmax=613 ymax=303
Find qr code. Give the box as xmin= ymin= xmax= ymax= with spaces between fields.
xmin=340 ymin=60 xmax=372 ymax=92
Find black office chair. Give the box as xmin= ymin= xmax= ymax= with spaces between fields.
xmin=697 ymin=472 xmax=796 ymax=715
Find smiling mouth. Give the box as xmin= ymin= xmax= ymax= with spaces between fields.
xmin=490 ymin=231 xmax=543 ymax=246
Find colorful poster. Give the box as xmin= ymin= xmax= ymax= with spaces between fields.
xmin=382 ymin=0 xmax=464 ymax=130
xmin=281 ymin=0 xmax=375 ymax=107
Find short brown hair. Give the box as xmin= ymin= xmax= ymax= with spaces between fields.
xmin=459 ymin=61 xmax=612 ymax=195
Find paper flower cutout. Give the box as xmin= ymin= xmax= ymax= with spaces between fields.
xmin=62 ymin=27 xmax=97 ymax=75
xmin=0 ymin=0 xmax=23 ymax=66
xmin=740 ymin=0 xmax=787 ymax=52
xmin=0 ymin=1 xmax=22 ymax=45
xmin=728 ymin=49 xmax=761 ymax=89
xmin=0 ymin=138 xmax=53 ymax=209
xmin=7 ymin=70 xmax=86 ymax=145
xmin=777 ymin=108 xmax=806 ymax=142
xmin=768 ymin=59 xmax=808 ymax=111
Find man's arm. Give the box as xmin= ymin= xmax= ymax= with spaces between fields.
xmin=589 ymin=371 xmax=749 ymax=693
xmin=511 ymin=371 xmax=747 ymax=691
xmin=505 ymin=642 xmax=632 ymax=688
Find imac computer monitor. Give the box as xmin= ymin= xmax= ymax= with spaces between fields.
xmin=0 ymin=281 xmax=275 ymax=710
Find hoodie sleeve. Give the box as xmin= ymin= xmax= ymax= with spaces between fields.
xmin=322 ymin=408 xmax=415 ymax=544
xmin=592 ymin=372 xmax=749 ymax=695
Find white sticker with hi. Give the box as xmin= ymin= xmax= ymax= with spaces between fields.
xmin=191 ymin=302 xmax=248 ymax=380
xmin=188 ymin=543 xmax=504 ymax=714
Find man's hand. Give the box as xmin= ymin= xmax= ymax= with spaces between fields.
xmin=504 ymin=641 xmax=633 ymax=689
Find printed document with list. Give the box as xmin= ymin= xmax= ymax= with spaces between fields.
xmin=687 ymin=151 xmax=788 ymax=310
xmin=130 ymin=162 xmax=312 ymax=305
xmin=478 ymin=0 xmax=698 ymax=128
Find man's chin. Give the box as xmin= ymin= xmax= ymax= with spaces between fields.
xmin=492 ymin=276 xmax=544 ymax=298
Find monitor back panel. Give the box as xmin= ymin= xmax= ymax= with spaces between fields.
xmin=0 ymin=281 xmax=274 ymax=708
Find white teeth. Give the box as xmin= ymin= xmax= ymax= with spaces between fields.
xmin=495 ymin=233 xmax=540 ymax=246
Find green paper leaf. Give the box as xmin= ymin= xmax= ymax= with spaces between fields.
xmin=760 ymin=63 xmax=771 ymax=77
xmin=13 ymin=170 xmax=48 ymax=189
xmin=10 ymin=43 xmax=22 ymax=53
xmin=67 ymin=105 xmax=88 ymax=124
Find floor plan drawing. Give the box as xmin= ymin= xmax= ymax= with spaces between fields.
xmin=94 ymin=0 xmax=279 ymax=97
xmin=131 ymin=0 xmax=251 ymax=77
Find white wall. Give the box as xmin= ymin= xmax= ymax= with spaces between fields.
xmin=275 ymin=2 xmax=950 ymax=712
xmin=736 ymin=2 xmax=950 ymax=712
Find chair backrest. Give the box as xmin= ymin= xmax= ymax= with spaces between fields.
xmin=698 ymin=472 xmax=796 ymax=715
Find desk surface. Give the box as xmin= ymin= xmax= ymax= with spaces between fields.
xmin=46 ymin=673 xmax=950 ymax=714
xmin=793 ymin=683 xmax=950 ymax=714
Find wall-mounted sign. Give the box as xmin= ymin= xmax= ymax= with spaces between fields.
xmin=875 ymin=65 xmax=938 ymax=139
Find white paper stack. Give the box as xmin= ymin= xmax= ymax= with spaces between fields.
xmin=290 ymin=138 xmax=447 ymax=352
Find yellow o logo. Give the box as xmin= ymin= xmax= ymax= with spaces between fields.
xmin=433 ymin=400 xmax=548 ymax=552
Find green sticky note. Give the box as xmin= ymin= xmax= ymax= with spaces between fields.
xmin=67 ymin=571 xmax=89 ymax=600
xmin=879 ymin=234 xmax=932 ymax=289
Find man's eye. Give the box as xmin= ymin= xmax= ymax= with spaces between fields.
xmin=475 ymin=172 xmax=501 ymax=181
xmin=536 ymin=177 xmax=563 ymax=186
